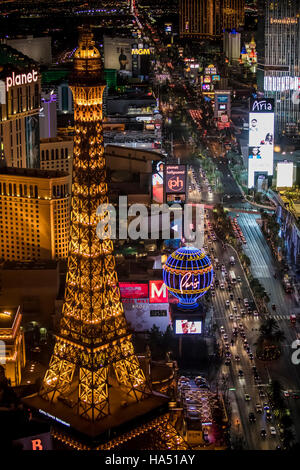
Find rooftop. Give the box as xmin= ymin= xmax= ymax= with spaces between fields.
xmin=40 ymin=136 xmax=73 ymax=144
xmin=0 ymin=167 xmax=69 ymax=179
xmin=0 ymin=305 xmax=19 ymax=329
xmin=2 ymin=260 xmax=58 ymax=270
xmin=0 ymin=44 xmax=37 ymax=80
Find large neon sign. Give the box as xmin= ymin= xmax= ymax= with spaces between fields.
xmin=131 ymin=48 xmax=150 ymax=55
xmin=6 ymin=70 xmax=38 ymax=92
xmin=163 ymin=247 xmax=213 ymax=309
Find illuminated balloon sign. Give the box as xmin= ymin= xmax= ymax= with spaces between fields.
xmin=163 ymin=247 xmax=213 ymax=309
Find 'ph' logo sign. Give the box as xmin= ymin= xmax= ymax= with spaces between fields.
xmin=168 ymin=176 xmax=184 ymax=192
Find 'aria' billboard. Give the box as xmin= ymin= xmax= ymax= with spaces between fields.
xmin=248 ymin=98 xmax=274 ymax=188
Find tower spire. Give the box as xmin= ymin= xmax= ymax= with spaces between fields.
xmin=39 ymin=27 xmax=148 ymax=422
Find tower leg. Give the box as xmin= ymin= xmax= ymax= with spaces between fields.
xmin=78 ymin=366 xmax=110 ymax=421
xmin=40 ymin=350 xmax=76 ymax=403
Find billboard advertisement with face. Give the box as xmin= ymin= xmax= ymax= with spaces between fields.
xmin=152 ymin=160 xmax=164 ymax=203
xmin=175 ymin=320 xmax=202 ymax=334
xmin=248 ymin=98 xmax=274 ymax=188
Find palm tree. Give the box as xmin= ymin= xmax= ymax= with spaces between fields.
xmin=256 ymin=318 xmax=285 ymax=360
xmin=259 ymin=317 xmax=279 ymax=337
xmin=269 ymin=380 xmax=285 ymax=414
xmin=280 ymin=414 xmax=293 ymax=429
xmin=282 ymin=428 xmax=295 ymax=450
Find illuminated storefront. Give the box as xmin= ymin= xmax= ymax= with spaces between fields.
xmin=0 ymin=306 xmax=25 ymax=386
xmin=119 ymin=281 xmax=170 ymax=332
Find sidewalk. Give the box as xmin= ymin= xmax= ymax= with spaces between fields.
xmin=228 ymin=167 xmax=276 ymax=211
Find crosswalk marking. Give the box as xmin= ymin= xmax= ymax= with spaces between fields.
xmin=213 ymin=314 xmax=291 ymax=322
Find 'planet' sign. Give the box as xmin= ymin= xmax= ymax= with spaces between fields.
xmin=6 ymin=70 xmax=38 ymax=92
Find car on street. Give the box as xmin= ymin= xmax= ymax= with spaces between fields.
xmin=256 ymin=404 xmax=262 ymax=413
xmin=270 ymin=426 xmax=277 ymax=437
xmin=260 ymin=429 xmax=267 ymax=439
xmin=225 ymin=359 xmax=231 ymax=366
xmin=225 ymin=300 xmax=230 ymax=308
xmin=244 ymin=298 xmax=249 ymax=307
xmin=266 ymin=410 xmax=272 ymax=421
xmin=249 ymin=412 xmax=256 ymax=423
xmin=235 ymin=355 xmax=240 ymax=362
xmin=238 ymin=370 xmax=244 ymax=377
xmin=244 ymin=393 xmax=251 ymax=401
xmin=229 ymin=314 xmax=234 ymax=321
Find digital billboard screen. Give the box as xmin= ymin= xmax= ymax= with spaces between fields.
xmin=175 ymin=320 xmax=202 ymax=335
xmin=248 ymin=98 xmax=274 ymax=188
xmin=119 ymin=283 xmax=149 ymax=299
xmin=152 ymin=160 xmax=164 ymax=203
xmin=276 ymin=162 xmax=294 ymax=188
xmin=165 ymin=165 xmax=186 ymax=195
xmin=216 ymin=95 xmax=228 ymax=103
xmin=25 ymin=115 xmax=40 ymax=168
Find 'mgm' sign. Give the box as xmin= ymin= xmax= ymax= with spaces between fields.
xmin=131 ymin=48 xmax=150 ymax=55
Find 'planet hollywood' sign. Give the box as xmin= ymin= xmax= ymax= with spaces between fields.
xmin=6 ymin=70 xmax=38 ymax=92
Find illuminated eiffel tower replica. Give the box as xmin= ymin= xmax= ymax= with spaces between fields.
xmin=35 ymin=27 xmax=154 ymax=428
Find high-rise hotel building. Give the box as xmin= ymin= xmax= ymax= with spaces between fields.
xmin=0 ymin=168 xmax=71 ymax=261
xmin=222 ymin=0 xmax=245 ymax=30
xmin=179 ymin=0 xmax=245 ymax=40
xmin=0 ymin=44 xmax=41 ymax=168
xmin=257 ymin=0 xmax=300 ymax=137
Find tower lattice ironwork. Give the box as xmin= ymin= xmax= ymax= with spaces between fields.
xmin=39 ymin=27 xmax=148 ymax=421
